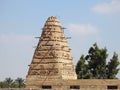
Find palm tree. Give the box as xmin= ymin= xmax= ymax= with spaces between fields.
xmin=0 ymin=78 xmax=14 ymax=88
xmin=15 ymin=77 xmax=25 ymax=88
xmin=0 ymin=81 xmax=5 ymax=88
xmin=4 ymin=77 xmax=13 ymax=88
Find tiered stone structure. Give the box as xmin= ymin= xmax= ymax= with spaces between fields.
xmin=26 ymin=16 xmax=77 ymax=88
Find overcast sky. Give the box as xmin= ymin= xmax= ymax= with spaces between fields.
xmin=0 ymin=0 xmax=120 ymax=80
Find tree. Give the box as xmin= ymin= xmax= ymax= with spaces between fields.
xmin=10 ymin=81 xmax=17 ymax=88
xmin=76 ymin=55 xmax=86 ymax=79
xmin=75 ymin=55 xmax=93 ymax=79
xmin=76 ymin=43 xmax=120 ymax=79
xmin=15 ymin=77 xmax=25 ymax=88
xmin=4 ymin=77 xmax=13 ymax=88
xmin=106 ymin=52 xmax=120 ymax=79
xmin=0 ymin=81 xmax=6 ymax=88
xmin=0 ymin=77 xmax=25 ymax=88
xmin=85 ymin=43 xmax=108 ymax=79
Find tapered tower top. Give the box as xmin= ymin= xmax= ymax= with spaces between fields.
xmin=44 ymin=16 xmax=61 ymax=26
xmin=47 ymin=16 xmax=58 ymax=21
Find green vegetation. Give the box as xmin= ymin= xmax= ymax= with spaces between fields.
xmin=0 ymin=77 xmax=25 ymax=88
xmin=76 ymin=43 xmax=120 ymax=79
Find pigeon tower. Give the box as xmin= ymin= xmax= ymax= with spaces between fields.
xmin=26 ymin=16 xmax=77 ymax=88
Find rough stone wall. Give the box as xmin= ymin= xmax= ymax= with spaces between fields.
xmin=1 ymin=80 xmax=120 ymax=90
xmin=25 ymin=79 xmax=120 ymax=90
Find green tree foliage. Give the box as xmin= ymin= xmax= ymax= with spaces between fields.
xmin=0 ymin=81 xmax=6 ymax=88
xmin=76 ymin=43 xmax=120 ymax=79
xmin=0 ymin=77 xmax=25 ymax=88
xmin=76 ymin=55 xmax=86 ymax=79
xmin=76 ymin=55 xmax=93 ymax=79
xmin=4 ymin=77 xmax=13 ymax=88
xmin=106 ymin=52 xmax=120 ymax=79
xmin=86 ymin=43 xmax=108 ymax=79
xmin=15 ymin=77 xmax=25 ymax=88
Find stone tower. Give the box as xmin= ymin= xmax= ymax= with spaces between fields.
xmin=26 ymin=16 xmax=77 ymax=88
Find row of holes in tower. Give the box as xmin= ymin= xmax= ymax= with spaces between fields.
xmin=40 ymin=36 xmax=67 ymax=40
xmin=42 ymin=30 xmax=62 ymax=34
xmin=37 ymin=44 xmax=71 ymax=51
xmin=29 ymin=69 xmax=58 ymax=76
xmin=34 ymin=56 xmax=73 ymax=60
xmin=35 ymin=51 xmax=71 ymax=58
xmin=29 ymin=69 xmax=75 ymax=76
xmin=44 ymin=24 xmax=62 ymax=28
xmin=41 ymin=31 xmax=65 ymax=38
xmin=41 ymin=29 xmax=64 ymax=40
xmin=44 ymin=26 xmax=64 ymax=30
xmin=42 ymin=29 xmax=64 ymax=34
